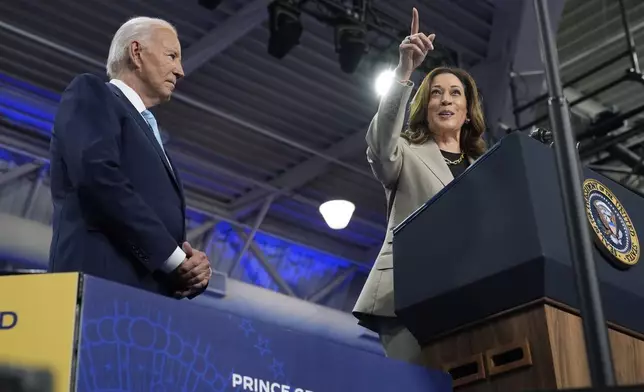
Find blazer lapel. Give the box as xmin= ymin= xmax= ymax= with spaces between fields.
xmin=107 ymin=83 xmax=182 ymax=194
xmin=410 ymin=140 xmax=453 ymax=186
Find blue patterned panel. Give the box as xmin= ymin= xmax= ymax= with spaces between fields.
xmin=76 ymin=275 xmax=451 ymax=392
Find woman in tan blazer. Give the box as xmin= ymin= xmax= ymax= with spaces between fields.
xmin=353 ymin=8 xmax=487 ymax=363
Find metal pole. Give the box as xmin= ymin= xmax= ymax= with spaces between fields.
xmin=508 ymin=67 xmax=522 ymax=131
xmin=618 ymin=0 xmax=641 ymax=73
xmin=534 ymin=0 xmax=615 ymax=387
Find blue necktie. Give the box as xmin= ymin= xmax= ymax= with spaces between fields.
xmin=141 ymin=110 xmax=164 ymax=151
xmin=141 ymin=110 xmax=173 ymax=172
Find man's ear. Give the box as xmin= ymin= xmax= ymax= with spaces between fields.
xmin=129 ymin=41 xmax=143 ymax=70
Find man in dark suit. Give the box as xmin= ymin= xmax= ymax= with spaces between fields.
xmin=49 ymin=16 xmax=211 ymax=298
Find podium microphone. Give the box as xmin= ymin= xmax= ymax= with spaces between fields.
xmin=529 ymin=127 xmax=554 ymax=145
xmin=529 ymin=126 xmax=580 ymax=149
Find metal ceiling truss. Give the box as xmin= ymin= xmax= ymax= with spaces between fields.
xmin=0 ymin=0 xmax=496 ymax=306
xmin=509 ymin=0 xmax=644 ymax=161
xmin=0 ymin=122 xmax=371 ymax=275
xmin=230 ymin=129 xmax=369 ymax=217
xmin=181 ymin=0 xmax=274 ymax=75
xmin=225 ymin=0 xmax=496 ymax=220
xmin=306 ymin=265 xmax=357 ymax=303
xmin=232 ymin=226 xmax=297 ymax=297
xmin=0 ymin=154 xmax=358 ymax=304
xmin=0 ymin=18 xmax=370 ymax=177
xmin=295 ymin=0 xmax=477 ymax=67
xmin=0 ymin=161 xmax=43 ymax=187
xmin=0 ymin=0 xmax=493 ymax=215
xmin=0 ymin=16 xmax=385 ymax=262
xmin=550 ymin=86 xmax=644 ymax=196
xmin=559 ymin=1 xmax=644 ymax=71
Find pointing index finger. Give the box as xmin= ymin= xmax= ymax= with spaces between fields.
xmin=411 ymin=7 xmax=419 ymax=35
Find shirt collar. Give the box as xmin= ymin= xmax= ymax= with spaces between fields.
xmin=109 ymin=79 xmax=146 ymax=114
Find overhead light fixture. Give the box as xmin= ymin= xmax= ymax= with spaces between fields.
xmin=319 ymin=200 xmax=355 ymax=230
xmin=198 ymin=0 xmax=223 ymax=10
xmin=268 ymin=1 xmax=303 ymax=59
xmin=334 ymin=22 xmax=368 ymax=74
xmin=375 ymin=69 xmax=395 ymax=96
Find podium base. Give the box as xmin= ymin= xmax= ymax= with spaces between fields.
xmin=422 ymin=301 xmax=644 ymax=391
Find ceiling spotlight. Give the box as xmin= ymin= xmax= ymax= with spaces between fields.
xmin=375 ymin=69 xmax=395 ymax=96
xmin=334 ymin=22 xmax=368 ymax=74
xmin=268 ymin=1 xmax=303 ymax=59
xmin=319 ymin=200 xmax=355 ymax=230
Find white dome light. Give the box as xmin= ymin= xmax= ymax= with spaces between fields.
xmin=319 ymin=200 xmax=355 ymax=230
xmin=375 ymin=69 xmax=396 ymax=96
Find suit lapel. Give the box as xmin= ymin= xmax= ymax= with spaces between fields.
xmin=409 ymin=140 xmax=453 ymax=185
xmin=107 ymin=83 xmax=183 ymax=195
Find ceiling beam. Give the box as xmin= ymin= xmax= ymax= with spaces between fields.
xmin=568 ymin=87 xmax=644 ymax=178
xmin=0 ymin=162 xmax=43 ymax=186
xmin=233 ymin=226 xmax=297 ymax=297
xmin=186 ymin=219 xmax=218 ymax=243
xmin=608 ymin=144 xmax=644 ymax=174
xmin=0 ymin=18 xmax=371 ymax=178
xmin=0 ymin=133 xmax=374 ymax=269
xmin=563 ymin=87 xmax=612 ymax=120
xmin=182 ymin=0 xmax=274 ymax=75
xmin=0 ymin=108 xmax=377 ymax=269
xmin=306 ymin=266 xmax=358 ymax=303
xmin=189 ymin=196 xmax=372 ymax=268
xmin=560 ymin=18 xmax=644 ymax=71
xmin=171 ymin=146 xmax=383 ymax=231
xmin=231 ymin=129 xmax=368 ymax=217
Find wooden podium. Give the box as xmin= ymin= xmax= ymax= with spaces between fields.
xmin=422 ymin=300 xmax=644 ymax=390
xmin=392 ymin=133 xmax=644 ymax=390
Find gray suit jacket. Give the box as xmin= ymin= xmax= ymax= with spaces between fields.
xmin=353 ymin=79 xmax=471 ymax=332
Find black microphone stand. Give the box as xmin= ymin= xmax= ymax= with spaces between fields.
xmin=533 ymin=0 xmax=616 ymax=388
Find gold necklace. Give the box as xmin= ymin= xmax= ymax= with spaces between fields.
xmin=443 ymin=153 xmax=465 ymax=166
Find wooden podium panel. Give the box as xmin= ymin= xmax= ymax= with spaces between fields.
xmin=421 ymin=301 xmax=644 ymax=391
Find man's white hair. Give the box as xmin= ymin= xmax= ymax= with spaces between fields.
xmin=106 ymin=17 xmax=176 ymax=79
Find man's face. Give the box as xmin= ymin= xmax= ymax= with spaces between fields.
xmin=134 ymin=26 xmax=184 ymax=104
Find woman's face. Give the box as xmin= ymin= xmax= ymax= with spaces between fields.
xmin=426 ymin=72 xmax=468 ymax=136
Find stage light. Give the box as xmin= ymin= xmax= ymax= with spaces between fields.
xmin=319 ymin=200 xmax=355 ymax=230
xmin=375 ymin=69 xmax=395 ymax=96
xmin=268 ymin=1 xmax=303 ymax=59
xmin=198 ymin=0 xmax=223 ymax=10
xmin=334 ymin=23 xmax=368 ymax=74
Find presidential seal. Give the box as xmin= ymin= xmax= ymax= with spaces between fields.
xmin=583 ymin=178 xmax=639 ymax=268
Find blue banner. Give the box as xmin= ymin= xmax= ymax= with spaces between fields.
xmin=76 ymin=276 xmax=450 ymax=392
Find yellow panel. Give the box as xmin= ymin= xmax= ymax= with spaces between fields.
xmin=0 ymin=272 xmax=80 ymax=392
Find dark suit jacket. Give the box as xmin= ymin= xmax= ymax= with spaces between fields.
xmin=49 ymin=73 xmax=186 ymax=296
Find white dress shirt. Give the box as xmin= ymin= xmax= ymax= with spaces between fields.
xmin=109 ymin=79 xmax=185 ymax=273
